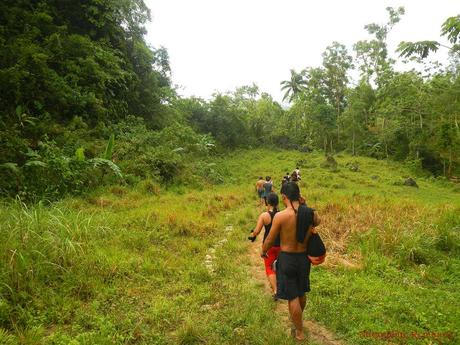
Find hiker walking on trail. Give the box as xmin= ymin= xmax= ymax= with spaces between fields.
xmin=248 ymin=192 xmax=281 ymax=299
xmin=263 ymin=176 xmax=274 ymax=206
xmin=262 ymin=182 xmax=320 ymax=342
xmin=295 ymin=167 xmax=301 ymax=180
xmin=281 ymin=172 xmax=291 ymax=188
xmin=256 ymin=176 xmax=265 ymax=205
xmin=281 ymin=174 xmax=289 ymax=189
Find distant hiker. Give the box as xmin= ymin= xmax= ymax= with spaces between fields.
xmin=248 ymin=192 xmax=281 ymax=299
xmin=285 ymin=172 xmax=291 ymax=182
xmin=291 ymin=171 xmax=299 ymax=183
xmin=281 ymin=172 xmax=291 ymax=187
xmin=263 ymin=176 xmax=274 ymax=206
xmin=256 ymin=176 xmax=265 ymax=205
xmin=262 ymin=182 xmax=321 ymax=342
xmin=295 ymin=167 xmax=301 ymax=180
xmin=281 ymin=174 xmax=289 ymax=189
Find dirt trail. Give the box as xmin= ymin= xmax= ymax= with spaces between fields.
xmin=248 ymin=235 xmax=345 ymax=345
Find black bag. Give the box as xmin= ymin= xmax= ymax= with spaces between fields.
xmin=307 ymin=232 xmax=326 ymax=265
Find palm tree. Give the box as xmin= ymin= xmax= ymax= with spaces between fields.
xmin=280 ymin=69 xmax=307 ymax=103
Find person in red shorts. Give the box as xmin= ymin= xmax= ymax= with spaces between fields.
xmin=248 ymin=192 xmax=281 ymax=300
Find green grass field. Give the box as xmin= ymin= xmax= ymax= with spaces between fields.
xmin=1 ymin=149 xmax=459 ymax=344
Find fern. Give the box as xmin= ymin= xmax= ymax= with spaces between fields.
xmin=24 ymin=160 xmax=47 ymax=168
xmin=0 ymin=163 xmax=20 ymax=175
xmin=89 ymin=158 xmax=122 ymax=178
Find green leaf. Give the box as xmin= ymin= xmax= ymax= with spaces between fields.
xmin=441 ymin=15 xmax=460 ymax=44
xmin=24 ymin=160 xmax=47 ymax=168
xmin=89 ymin=158 xmax=122 ymax=178
xmin=397 ymin=41 xmax=440 ymax=59
xmin=15 ymin=105 xmax=22 ymax=117
xmin=104 ymin=134 xmax=115 ymax=160
xmin=75 ymin=147 xmax=85 ymax=161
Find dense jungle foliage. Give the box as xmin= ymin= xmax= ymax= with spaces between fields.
xmin=0 ymin=2 xmax=459 ymax=202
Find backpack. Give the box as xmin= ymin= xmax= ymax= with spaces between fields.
xmin=306 ymin=209 xmax=326 ymax=265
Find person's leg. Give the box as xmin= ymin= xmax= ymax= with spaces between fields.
xmin=267 ymin=273 xmax=276 ymax=294
xmin=264 ymin=250 xmax=277 ymax=295
xmin=299 ymin=294 xmax=306 ymax=311
xmin=288 ymin=297 xmax=304 ymax=340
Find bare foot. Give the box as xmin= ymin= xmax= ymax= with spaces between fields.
xmin=290 ymin=327 xmax=305 ymax=341
xmin=295 ymin=330 xmax=305 ymax=342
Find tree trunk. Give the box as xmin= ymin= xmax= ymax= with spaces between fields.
xmin=352 ymin=127 xmax=356 ymax=156
xmin=336 ymin=98 xmax=340 ymax=147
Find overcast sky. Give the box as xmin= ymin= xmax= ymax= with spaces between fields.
xmin=144 ymin=0 xmax=460 ymax=102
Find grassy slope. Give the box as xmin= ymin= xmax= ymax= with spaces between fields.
xmin=0 ymin=149 xmax=459 ymax=345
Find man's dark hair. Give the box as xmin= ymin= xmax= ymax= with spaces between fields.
xmin=266 ymin=176 xmax=270 ymax=181
xmin=281 ymin=182 xmax=312 ymax=243
xmin=267 ymin=192 xmax=279 ymax=207
xmin=281 ymin=182 xmax=300 ymax=201
xmin=259 ymin=176 xmax=263 ymax=180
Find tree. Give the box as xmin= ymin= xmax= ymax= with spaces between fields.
xmin=397 ymin=15 xmax=460 ymax=59
xmin=322 ymin=42 xmax=353 ymax=147
xmin=341 ymin=81 xmax=375 ymax=155
xmin=280 ymin=69 xmax=307 ymax=103
xmin=354 ymin=6 xmax=405 ymax=87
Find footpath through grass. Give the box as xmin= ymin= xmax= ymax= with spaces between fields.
xmin=1 ymin=149 xmax=459 ymax=344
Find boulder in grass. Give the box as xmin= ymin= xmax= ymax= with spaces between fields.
xmin=404 ymin=177 xmax=418 ymax=188
xmin=299 ymin=146 xmax=313 ymax=153
xmin=320 ymin=155 xmax=338 ymax=170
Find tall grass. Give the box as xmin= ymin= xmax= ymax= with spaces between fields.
xmin=0 ymin=149 xmax=459 ymax=344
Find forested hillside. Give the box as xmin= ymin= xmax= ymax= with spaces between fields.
xmin=1 ymin=2 xmax=459 ymax=202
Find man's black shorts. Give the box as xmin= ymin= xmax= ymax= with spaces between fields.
xmin=276 ymin=251 xmax=311 ymax=300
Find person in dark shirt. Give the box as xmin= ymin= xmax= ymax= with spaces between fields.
xmin=262 ymin=176 xmax=273 ymax=206
xmin=248 ymin=192 xmax=281 ymax=299
xmin=285 ymin=172 xmax=291 ymax=182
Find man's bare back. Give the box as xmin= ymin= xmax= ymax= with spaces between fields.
xmin=256 ymin=179 xmax=265 ymax=190
xmin=259 ymin=182 xmax=321 ymax=342
xmin=262 ymin=200 xmax=320 ymax=253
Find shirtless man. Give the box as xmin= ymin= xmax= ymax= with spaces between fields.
xmin=255 ymin=177 xmax=265 ymax=205
xmin=262 ymin=182 xmax=320 ymax=341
